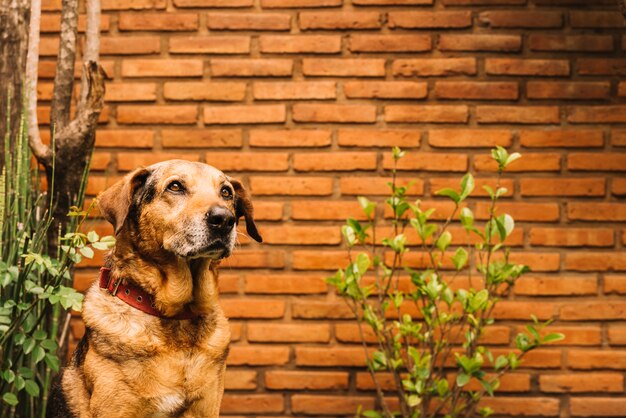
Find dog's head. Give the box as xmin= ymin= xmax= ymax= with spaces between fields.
xmin=98 ymin=160 xmax=262 ymax=260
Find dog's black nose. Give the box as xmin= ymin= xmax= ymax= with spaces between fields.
xmin=207 ymin=206 xmax=236 ymax=230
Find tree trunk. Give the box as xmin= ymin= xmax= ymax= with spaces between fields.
xmin=0 ymin=0 xmax=29 ymax=172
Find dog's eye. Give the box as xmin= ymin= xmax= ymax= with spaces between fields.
xmin=220 ymin=186 xmax=233 ymax=200
xmin=167 ymin=181 xmax=184 ymax=193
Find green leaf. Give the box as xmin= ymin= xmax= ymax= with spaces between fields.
xmin=24 ymin=380 xmax=39 ymax=397
xmin=355 ymin=253 xmax=370 ymax=276
xmin=79 ymin=246 xmax=94 ymax=259
xmin=460 ymin=207 xmax=474 ymax=229
xmin=456 ymin=373 xmax=470 ymax=387
xmin=470 ymin=289 xmax=489 ymax=312
xmin=357 ymin=197 xmax=376 ymax=219
xmin=362 ymin=411 xmax=383 ymax=418
xmin=44 ymin=354 xmax=60 ymax=372
xmin=436 ymin=231 xmax=452 ymax=252
xmin=435 ymin=188 xmax=460 ymax=204
xmin=341 ymin=225 xmax=356 ymax=247
xmin=452 ymin=247 xmax=468 ymax=271
xmin=494 ymin=355 xmax=508 ymax=371
xmin=23 ymin=337 xmax=35 ymax=355
xmin=33 ymin=330 xmax=47 ymax=340
xmin=436 ymin=379 xmax=449 ymax=397
xmin=33 ymin=346 xmax=46 ymax=363
xmin=459 ymin=173 xmax=475 ymax=201
xmin=392 ymin=146 xmax=405 ymax=161
xmin=87 ymin=231 xmax=99 ymax=243
xmin=506 ymin=152 xmax=521 ymax=167
xmin=2 ymin=392 xmax=18 ymax=406
xmin=407 ymin=394 xmax=421 ymax=407
xmin=542 ymin=333 xmax=565 ymax=344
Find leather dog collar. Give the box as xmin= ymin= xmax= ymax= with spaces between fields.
xmin=98 ymin=267 xmax=199 ymax=320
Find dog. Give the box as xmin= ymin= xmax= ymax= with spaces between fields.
xmin=47 ymin=159 xmax=262 ymax=418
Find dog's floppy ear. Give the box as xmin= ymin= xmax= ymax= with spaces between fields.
xmin=230 ymin=178 xmax=262 ymax=243
xmin=98 ymin=168 xmax=151 ymax=235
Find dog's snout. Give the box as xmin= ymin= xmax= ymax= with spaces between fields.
xmin=207 ymin=206 xmax=235 ymax=230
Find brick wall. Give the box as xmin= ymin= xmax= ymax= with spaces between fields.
xmin=38 ymin=0 xmax=626 ymax=416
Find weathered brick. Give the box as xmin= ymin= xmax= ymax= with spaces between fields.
xmin=259 ymin=35 xmax=341 ymax=53
xmin=478 ymin=11 xmax=562 ymax=28
xmin=475 ymin=202 xmax=560 ymax=222
xmin=221 ymin=299 xmax=285 ymax=318
xmin=344 ymin=81 xmax=427 ymax=99
xmin=578 ymin=58 xmax=626 ymax=76
xmin=386 ymin=105 xmax=469 ymax=123
xmin=163 ymin=82 xmax=246 ymax=101
xmin=253 ymin=81 xmax=336 ymax=100
xmin=430 ymin=178 xmax=514 ymax=198
xmin=227 ymin=346 xmax=289 ymax=366
xmin=393 ymin=58 xmax=477 ymax=77
xmin=102 ymin=0 xmax=165 ymax=10
xmin=117 ymin=152 xmax=200 ymax=171
xmin=261 ymin=0 xmax=341 ymax=7
xmin=568 ymin=203 xmax=626 ymax=222
xmin=244 ymin=274 xmax=326 ymax=294
xmin=568 ymin=350 xmax=626 ymax=370
xmin=439 ymin=34 xmax=521 ymax=52
xmin=300 ymin=12 xmax=381 ymax=30
xmin=294 ymin=152 xmax=377 ymax=171
xmin=122 ymin=59 xmax=203 ymax=77
xmin=570 ymin=11 xmax=624 ymax=28
xmin=338 ymin=129 xmax=421 ymax=148
xmin=41 ymin=13 xmax=110 ymax=32
xmin=527 ymin=82 xmax=610 ymax=100
xmin=383 ymin=153 xmax=468 ymax=172
xmin=613 ymin=130 xmax=626 ymax=147
xmin=515 ymin=276 xmax=597 ymax=296
xmin=434 ymin=81 xmax=519 ymax=100
xmin=389 ymin=11 xmax=471 ymax=28
xmin=477 ymin=106 xmax=560 ymax=124
xmin=354 ymin=0 xmax=432 ymax=4
xmin=220 ymin=394 xmax=284 ymax=414
xmin=99 ymin=36 xmax=160 ymax=55
xmin=569 ymin=106 xmax=626 ymax=123
xmin=292 ymin=251 xmax=350 ymax=270
xmin=117 ymin=105 xmax=197 ymax=125
xmin=296 ymin=347 xmax=367 ymax=367
xmin=204 ymin=152 xmax=288 ymax=171
xmin=570 ymin=398 xmax=626 ymax=417
xmin=291 ymin=300 xmax=353 ymax=318
xmin=248 ymin=323 xmax=330 ymax=342
xmin=249 ymin=129 xmax=331 ymax=147
xmin=204 ymin=105 xmax=286 ymax=124
xmin=520 ymin=130 xmax=604 ymax=148
xmin=118 ymin=13 xmax=198 ymax=31
xmin=292 ymin=395 xmax=375 ymax=415
xmin=293 ymin=104 xmax=376 ymax=123
xmin=105 ymin=83 xmax=157 ymax=102
xmin=302 ymin=58 xmax=385 ymax=77
xmin=568 ymin=153 xmax=626 ymax=172
xmin=170 ymin=36 xmax=250 ymax=54
xmin=479 ymin=397 xmax=560 ymax=417
xmin=250 ymin=176 xmax=333 ymax=196
xmin=340 ymin=177 xmax=424 ymax=196
xmin=162 ymin=129 xmax=242 ymax=148
xmin=429 ymin=129 xmax=511 ymax=148
xmin=291 ymin=200 xmax=366 ymax=220
xmin=95 ymin=130 xmax=154 ymax=148
xmin=349 ymin=34 xmax=432 ymax=52
xmin=530 ymin=228 xmax=614 ymax=247
xmin=474 ymin=153 xmax=561 ymax=172
xmin=224 ymin=250 xmax=285 ymax=269
xmin=486 ymin=58 xmax=570 ymax=77
xmin=265 ymin=371 xmax=348 ymax=390
xmin=211 ymin=59 xmax=293 ymax=77
xmin=608 ymin=325 xmax=626 ymax=344
xmin=521 ymin=178 xmax=605 ymax=197
xmin=442 ymin=0 xmax=525 ymax=5
xmin=261 ymin=225 xmax=341 ymax=244
xmin=529 ymin=35 xmax=613 ymax=52
xmin=565 ymin=254 xmax=626 ymax=272
xmin=174 ymin=0 xmax=253 ymax=7
xmin=207 ymin=12 xmax=291 ymax=30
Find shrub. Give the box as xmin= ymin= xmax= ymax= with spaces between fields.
xmin=0 ymin=110 xmax=113 ymax=417
xmin=327 ymin=147 xmax=564 ymax=418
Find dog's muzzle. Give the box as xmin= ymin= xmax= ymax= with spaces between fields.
xmin=206 ymin=206 xmax=235 ymax=235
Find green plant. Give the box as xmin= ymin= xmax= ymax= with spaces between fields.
xmin=327 ymin=147 xmax=564 ymax=418
xmin=0 ymin=107 xmax=114 ymax=418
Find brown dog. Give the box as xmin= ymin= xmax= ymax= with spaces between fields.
xmin=47 ymin=160 xmax=262 ymax=418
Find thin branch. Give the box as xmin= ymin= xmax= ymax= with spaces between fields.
xmin=25 ymin=0 xmax=52 ymax=165
xmin=77 ymin=0 xmax=101 ymax=113
xmin=50 ymin=0 xmax=79 ymax=132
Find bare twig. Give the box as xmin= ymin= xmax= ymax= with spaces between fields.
xmin=25 ymin=0 xmax=52 ymax=165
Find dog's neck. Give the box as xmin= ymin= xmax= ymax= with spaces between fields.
xmin=107 ymin=232 xmax=221 ymax=317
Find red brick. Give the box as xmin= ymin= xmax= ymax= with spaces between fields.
xmin=220 ymin=394 xmax=284 ymax=414
xmin=535 ymin=326 xmax=602 ymax=346
xmin=520 ymin=130 xmax=604 ymax=148
xmin=608 ymin=325 xmax=626 ymax=345
xmin=224 ymin=370 xmax=257 ymax=390
xmin=117 ymin=106 xmax=197 ymax=125
xmin=296 ymin=347 xmax=366 ymax=367
xmin=204 ymin=105 xmax=285 ymax=125
xmin=105 ymin=83 xmax=157 ymax=102
xmin=479 ymin=397 xmax=559 ymax=417
xmin=386 ymin=105 xmax=468 ymax=123
xmin=619 ymin=82 xmax=626 ymax=97
xmin=429 ymin=129 xmax=511 ymax=148
xmin=261 ymin=0 xmax=341 ymax=7
xmin=508 ymin=252 xmax=561 ymax=272
xmin=493 ymin=301 xmax=557 ymax=320
xmin=251 ymin=202 xmax=284 ymax=221
xmin=218 ymin=274 xmax=239 ymax=294
xmin=349 ymin=34 xmax=431 ymax=52
xmin=443 ymin=0 xmax=525 ymax=5
xmin=570 ymin=11 xmax=624 ymax=28
xmin=117 ymin=152 xmax=200 ymax=171
xmin=292 ymin=251 xmax=349 ymax=271
xmin=578 ymin=58 xmax=626 ymax=76
xmin=521 ymin=178 xmax=605 ymax=197
xmin=249 ymin=129 xmax=331 ymax=147
xmin=95 ymin=130 xmax=154 ymax=148
xmin=529 ymin=35 xmax=613 ymax=52
xmin=570 ymin=398 xmax=626 ymax=417
xmin=102 ymin=0 xmax=166 ymax=9
xmin=244 ymin=274 xmax=326 ymax=294
xmin=486 ymin=58 xmax=570 ymax=77
xmin=259 ymin=35 xmax=341 ymax=53
xmin=354 ymin=0 xmax=433 ymax=4
xmin=207 ymin=12 xmax=291 ymax=30
xmin=340 ymin=177 xmax=424 ymax=196
xmin=478 ymin=11 xmax=562 ymax=28
xmin=265 ymin=371 xmax=348 ymax=390
xmin=613 ymin=130 xmax=626 ymax=147
xmin=163 ymin=82 xmax=246 ymax=101
xmin=41 ymin=13 xmax=110 ymax=32
xmin=389 ymin=11 xmax=471 ymax=28
xmin=344 ymin=81 xmax=427 ymax=99
xmin=210 ymin=59 xmax=293 ymax=77
xmin=568 ymin=350 xmax=626 ymax=370
xmin=530 ymin=228 xmax=614 ymax=247
xmin=250 ymin=176 xmax=332 ymax=196
xmin=118 ymin=13 xmax=198 ymax=31
xmin=570 ymin=252 xmax=626 ymax=273
xmin=292 ymin=395 xmax=374 ymax=415
xmin=293 ymin=104 xmax=376 ymax=123
xmin=569 ymin=153 xmax=626 ymax=171
xmin=475 ymin=153 xmax=561 ymax=172
xmin=261 ymin=225 xmax=340 ymax=244
xmin=253 ymin=81 xmax=336 ymax=100
xmin=99 ymin=36 xmax=160 ymax=55
xmin=221 ymin=299 xmax=285 ymax=318
xmin=170 ymin=36 xmax=250 ymax=54
xmin=248 ymin=323 xmax=330 ymax=343
xmin=527 ymin=82 xmax=610 ymax=100
xmin=430 ymin=178 xmax=514 ymax=198
xmin=515 ymin=276 xmax=597 ymax=296
xmin=161 ymin=129 xmax=242 ymax=148
xmin=475 ymin=202 xmax=560 ymax=222
xmin=570 ymin=106 xmax=626 ymax=123
xmin=605 ymin=276 xmax=626 ymax=295
xmin=435 ymin=81 xmax=519 ymax=100
xmin=300 ymin=12 xmax=381 ymax=30
xmin=562 ymin=302 xmax=626 ymax=321
xmin=294 ymin=152 xmax=377 ymax=171
xmin=338 ymin=129 xmax=421 ymax=148
xmin=291 ymin=200 xmax=366 ymax=220
xmin=302 ymin=58 xmax=385 ymax=77
xmin=223 ymin=250 xmax=285 ymax=269
xmin=173 ymin=0 xmax=252 ymax=6
xmin=383 ymin=152 xmax=468 ymax=172
xmin=122 ymin=59 xmax=203 ymax=77
xmin=291 ymin=301 xmax=353 ymax=318
xmin=477 ymin=106 xmax=560 ymax=124
xmin=439 ymin=34 xmax=521 ymax=52
xmin=568 ymin=203 xmax=626 ymax=222
xmin=393 ymin=58 xmax=477 ymax=77
xmin=204 ymin=152 xmax=288 ymax=171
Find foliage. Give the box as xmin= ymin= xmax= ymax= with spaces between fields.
xmin=327 ymin=147 xmax=564 ymax=418
xmin=0 ymin=108 xmax=114 ymax=418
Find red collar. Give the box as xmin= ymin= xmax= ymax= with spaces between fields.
xmin=98 ymin=267 xmax=199 ymax=320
